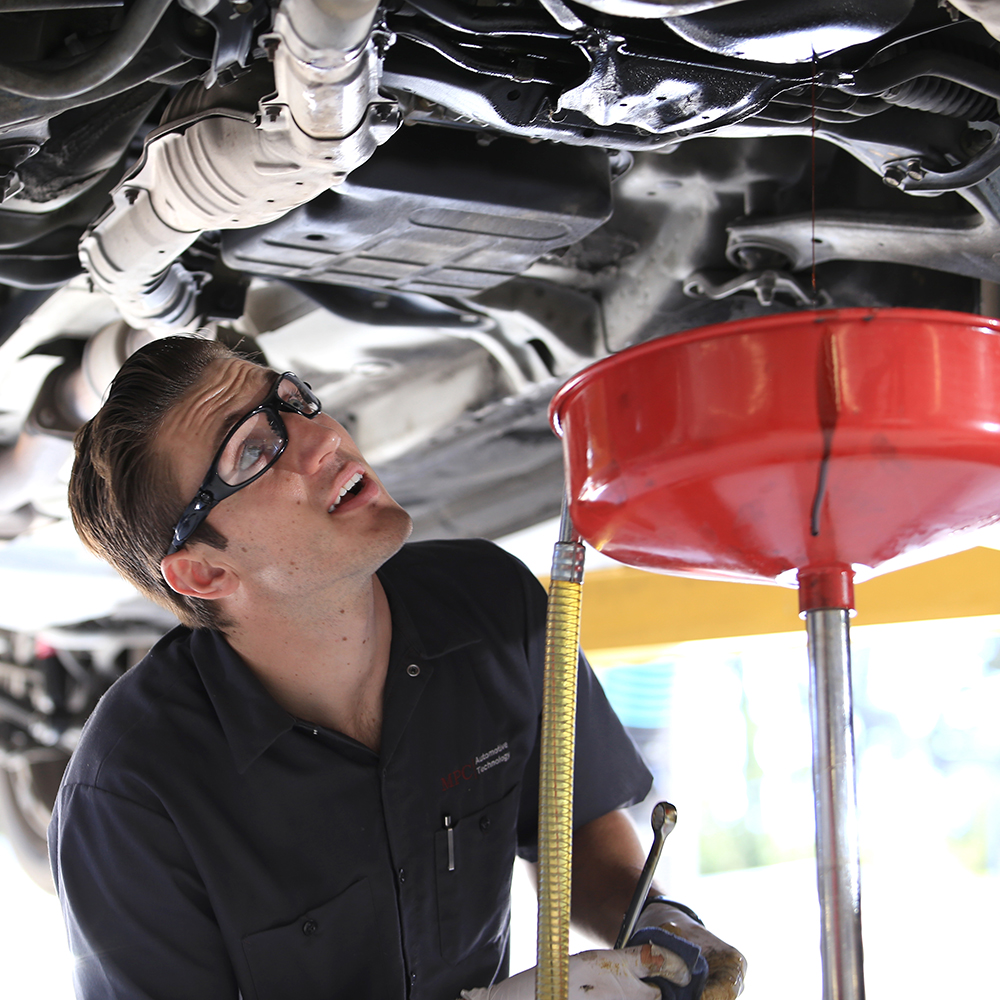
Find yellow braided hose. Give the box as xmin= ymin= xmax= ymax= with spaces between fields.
xmin=535 ymin=570 xmax=584 ymax=1000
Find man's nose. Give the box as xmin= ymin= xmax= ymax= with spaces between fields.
xmin=284 ymin=412 xmax=343 ymax=472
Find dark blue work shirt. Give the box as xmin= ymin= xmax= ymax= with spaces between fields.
xmin=49 ymin=539 xmax=652 ymax=1000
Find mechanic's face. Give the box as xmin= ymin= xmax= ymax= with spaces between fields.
xmin=158 ymin=357 xmax=411 ymax=598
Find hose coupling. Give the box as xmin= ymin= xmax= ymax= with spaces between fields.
xmin=550 ymin=541 xmax=585 ymax=584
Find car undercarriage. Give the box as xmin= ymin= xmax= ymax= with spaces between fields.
xmin=1 ymin=0 xmax=999 ymax=886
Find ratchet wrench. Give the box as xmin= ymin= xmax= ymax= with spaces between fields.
xmin=614 ymin=800 xmax=677 ymax=949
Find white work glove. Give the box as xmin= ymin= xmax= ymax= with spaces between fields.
xmin=458 ymin=943 xmax=691 ymax=1000
xmin=636 ymin=901 xmax=746 ymax=1000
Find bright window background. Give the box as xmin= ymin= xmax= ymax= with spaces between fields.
xmin=511 ymin=614 xmax=1000 ymax=999
xmin=0 ymin=836 xmax=72 ymax=996
xmin=4 ymin=614 xmax=1000 ymax=998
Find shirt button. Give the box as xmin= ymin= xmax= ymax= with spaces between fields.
xmin=406 ymin=663 xmax=420 ymax=677
xmin=398 ymin=868 xmax=406 ymax=883
xmin=480 ymin=815 xmax=491 ymax=833
xmin=302 ymin=919 xmax=318 ymax=936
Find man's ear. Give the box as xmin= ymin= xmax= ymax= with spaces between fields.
xmin=160 ymin=547 xmax=239 ymax=600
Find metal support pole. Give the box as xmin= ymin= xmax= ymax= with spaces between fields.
xmin=805 ymin=608 xmax=865 ymax=1000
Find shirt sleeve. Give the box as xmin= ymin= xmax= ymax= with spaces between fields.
xmin=50 ymin=781 xmax=239 ymax=1000
xmin=510 ymin=556 xmax=653 ymax=862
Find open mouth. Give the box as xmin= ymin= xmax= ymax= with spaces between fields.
xmin=328 ymin=472 xmax=365 ymax=512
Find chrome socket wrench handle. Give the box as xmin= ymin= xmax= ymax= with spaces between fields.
xmin=615 ymin=801 xmax=677 ymax=949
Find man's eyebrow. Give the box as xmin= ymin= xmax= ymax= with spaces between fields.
xmin=211 ymin=370 xmax=278 ymax=450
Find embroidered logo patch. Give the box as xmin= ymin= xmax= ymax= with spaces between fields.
xmin=475 ymin=741 xmax=510 ymax=774
xmin=440 ymin=741 xmax=510 ymax=790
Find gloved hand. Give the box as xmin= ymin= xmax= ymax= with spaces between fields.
xmin=458 ymin=942 xmax=694 ymax=1000
xmin=634 ymin=901 xmax=746 ymax=1000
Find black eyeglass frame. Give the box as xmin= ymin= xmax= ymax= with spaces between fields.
xmin=165 ymin=372 xmax=322 ymax=556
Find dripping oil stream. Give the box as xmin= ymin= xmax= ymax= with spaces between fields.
xmin=808 ymin=50 xmax=832 ymax=538
xmin=811 ymin=50 xmax=817 ymax=293
xmin=810 ymin=330 xmax=838 ymax=537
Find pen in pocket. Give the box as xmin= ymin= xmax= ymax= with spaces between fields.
xmin=444 ymin=814 xmax=455 ymax=872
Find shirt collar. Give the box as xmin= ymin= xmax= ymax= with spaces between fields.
xmin=377 ymin=561 xmax=481 ymax=660
xmin=189 ymin=628 xmax=295 ymax=774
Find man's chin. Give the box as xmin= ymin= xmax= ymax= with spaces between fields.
xmin=373 ymin=504 xmax=413 ymax=564
xmin=391 ymin=506 xmax=414 ymax=547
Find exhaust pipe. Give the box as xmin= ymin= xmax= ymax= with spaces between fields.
xmin=0 ymin=320 xmax=155 ymax=517
xmin=79 ymin=0 xmax=397 ymax=332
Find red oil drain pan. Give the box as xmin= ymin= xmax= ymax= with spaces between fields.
xmin=550 ymin=308 xmax=1000 ymax=610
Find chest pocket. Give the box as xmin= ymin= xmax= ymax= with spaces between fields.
xmin=241 ymin=878 xmax=387 ymax=1000
xmin=435 ymin=784 xmax=519 ymax=966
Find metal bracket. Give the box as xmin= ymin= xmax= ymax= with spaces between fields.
xmin=725 ymin=180 xmax=1000 ymax=284
xmin=882 ymin=128 xmax=1000 ymax=194
xmin=684 ymin=268 xmax=825 ymax=307
xmin=202 ymin=0 xmax=270 ymax=89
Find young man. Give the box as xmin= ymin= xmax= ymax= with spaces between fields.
xmin=51 ymin=336 xmax=745 ymax=1000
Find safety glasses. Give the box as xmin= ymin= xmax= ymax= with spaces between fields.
xmin=166 ymin=372 xmax=322 ymax=556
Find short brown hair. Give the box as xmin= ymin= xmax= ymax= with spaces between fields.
xmin=69 ymin=336 xmax=253 ymax=631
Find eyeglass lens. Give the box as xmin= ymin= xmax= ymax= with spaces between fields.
xmin=218 ymin=413 xmax=284 ymax=486
xmin=216 ymin=376 xmax=320 ymax=487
